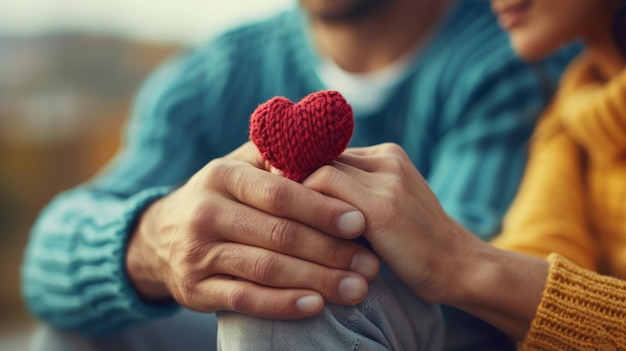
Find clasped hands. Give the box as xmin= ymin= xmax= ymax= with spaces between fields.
xmin=126 ymin=142 xmax=474 ymax=319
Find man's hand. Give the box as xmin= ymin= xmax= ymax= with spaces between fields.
xmin=126 ymin=142 xmax=380 ymax=319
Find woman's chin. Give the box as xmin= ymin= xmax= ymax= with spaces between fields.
xmin=514 ymin=47 xmax=549 ymax=62
xmin=510 ymin=37 xmax=560 ymax=62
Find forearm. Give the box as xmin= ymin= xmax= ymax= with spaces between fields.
xmin=460 ymin=251 xmax=626 ymax=350
xmin=450 ymin=244 xmax=548 ymax=339
xmin=441 ymin=222 xmax=549 ymax=340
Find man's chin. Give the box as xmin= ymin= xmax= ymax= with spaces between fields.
xmin=301 ymin=0 xmax=390 ymax=23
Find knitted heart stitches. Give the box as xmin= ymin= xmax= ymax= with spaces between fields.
xmin=249 ymin=90 xmax=354 ymax=182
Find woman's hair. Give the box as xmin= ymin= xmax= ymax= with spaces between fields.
xmin=613 ymin=1 xmax=626 ymax=57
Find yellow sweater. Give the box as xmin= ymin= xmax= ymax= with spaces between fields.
xmin=523 ymin=254 xmax=626 ymax=351
xmin=493 ymin=54 xmax=626 ymax=350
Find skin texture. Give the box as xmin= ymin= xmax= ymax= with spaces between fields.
xmin=492 ymin=0 xmax=624 ymax=76
xmin=299 ymin=0 xmax=389 ymax=22
xmin=126 ymin=0 xmax=446 ymax=320
xmin=283 ymin=0 xmax=626 ymax=340
xmin=307 ymin=0 xmax=449 ymax=72
xmin=303 ymin=144 xmax=550 ymax=339
xmin=127 ymin=142 xmax=378 ymax=318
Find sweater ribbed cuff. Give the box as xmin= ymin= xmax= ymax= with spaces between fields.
xmin=109 ymin=186 xmax=180 ymax=329
xmin=73 ymin=187 xmax=179 ymax=337
xmin=521 ymin=253 xmax=626 ymax=351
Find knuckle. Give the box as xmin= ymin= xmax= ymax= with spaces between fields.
xmin=384 ymin=153 xmax=405 ymax=173
xmin=186 ymin=199 xmax=221 ymax=234
xmin=304 ymin=167 xmax=346 ymax=216
xmin=325 ymin=165 xmax=343 ymax=180
xmin=380 ymin=142 xmax=404 ymax=155
xmin=260 ymin=180 xmax=291 ymax=213
xmin=205 ymin=159 xmax=252 ymax=198
xmin=178 ymin=275 xmax=198 ymax=298
xmin=267 ymin=219 xmax=298 ymax=251
xmin=252 ymin=253 xmax=281 ymax=283
xmin=180 ymin=239 xmax=209 ymax=266
xmin=309 ymin=202 xmax=334 ymax=229
xmin=313 ymin=165 xmax=341 ymax=186
xmin=186 ymin=206 xmax=205 ymax=234
xmin=207 ymin=158 xmax=231 ymax=178
xmin=200 ymin=242 xmax=221 ymax=270
xmin=370 ymin=177 xmax=403 ymax=219
xmin=220 ymin=245 xmax=247 ymax=274
xmin=225 ymin=286 xmax=249 ymax=312
xmin=318 ymin=270 xmax=342 ymax=297
xmin=201 ymin=159 xmax=231 ymax=186
xmin=329 ymin=242 xmax=351 ymax=268
xmin=168 ymin=240 xmax=193 ymax=270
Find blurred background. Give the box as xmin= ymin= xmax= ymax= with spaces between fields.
xmin=0 ymin=0 xmax=294 ymax=348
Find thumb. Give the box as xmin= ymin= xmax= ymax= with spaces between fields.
xmin=226 ymin=141 xmax=286 ymax=176
xmin=225 ymin=141 xmax=266 ymax=168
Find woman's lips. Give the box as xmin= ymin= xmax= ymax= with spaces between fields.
xmin=493 ymin=0 xmax=531 ymax=29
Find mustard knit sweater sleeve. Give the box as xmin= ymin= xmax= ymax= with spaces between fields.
xmin=521 ymin=254 xmax=626 ymax=351
xmin=491 ymin=107 xmax=602 ymax=270
xmin=493 ymin=55 xmax=626 ymax=271
xmin=562 ymin=57 xmax=626 ymax=162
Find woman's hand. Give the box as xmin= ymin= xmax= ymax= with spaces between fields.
xmin=304 ymin=143 xmax=550 ymax=338
xmin=303 ymin=143 xmax=477 ymax=303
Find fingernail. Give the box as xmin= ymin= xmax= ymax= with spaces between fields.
xmin=339 ymin=276 xmax=366 ymax=302
xmin=296 ymin=295 xmax=323 ymax=313
xmin=337 ymin=211 xmax=365 ymax=236
xmin=350 ymin=252 xmax=379 ymax=278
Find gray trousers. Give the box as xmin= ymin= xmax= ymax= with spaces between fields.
xmin=31 ymin=309 xmax=218 ymax=351
xmin=33 ymin=265 xmax=443 ymax=351
xmin=34 ymin=265 xmax=514 ymax=351
xmin=32 ymin=304 xmax=513 ymax=351
xmin=218 ymin=264 xmax=444 ymax=350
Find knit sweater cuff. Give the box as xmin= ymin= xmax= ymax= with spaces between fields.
xmin=521 ymin=253 xmax=626 ymax=351
xmin=103 ymin=186 xmax=180 ymax=333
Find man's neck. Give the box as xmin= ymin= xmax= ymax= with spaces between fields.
xmin=309 ymin=0 xmax=450 ymax=73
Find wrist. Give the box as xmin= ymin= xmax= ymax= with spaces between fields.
xmin=446 ymin=235 xmax=550 ymax=339
xmin=435 ymin=220 xmax=495 ymax=306
xmin=126 ymin=198 xmax=172 ymax=303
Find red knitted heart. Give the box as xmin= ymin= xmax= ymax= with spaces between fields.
xmin=249 ymin=90 xmax=354 ymax=182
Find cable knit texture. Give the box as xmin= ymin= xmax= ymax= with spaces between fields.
xmin=250 ymin=90 xmax=354 ymax=182
xmin=521 ymin=254 xmax=626 ymax=351
xmin=21 ymin=1 xmax=576 ymax=336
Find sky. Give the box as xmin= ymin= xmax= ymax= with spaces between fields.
xmin=0 ymin=0 xmax=296 ymax=43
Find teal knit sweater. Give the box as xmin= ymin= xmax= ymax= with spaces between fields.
xmin=22 ymin=1 xmax=576 ymax=337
